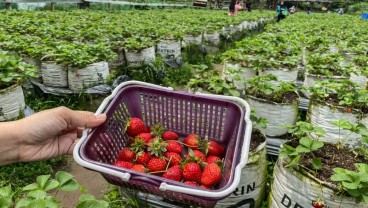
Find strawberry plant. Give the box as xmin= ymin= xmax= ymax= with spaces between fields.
xmin=306 ymin=53 xmax=354 ymax=77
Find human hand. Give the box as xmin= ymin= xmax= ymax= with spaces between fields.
xmin=15 ymin=107 xmax=106 ymax=163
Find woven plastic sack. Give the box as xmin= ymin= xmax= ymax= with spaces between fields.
xmin=307 ymin=99 xmax=368 ymax=148
xmin=125 ymin=46 xmax=155 ymax=65
xmin=216 ymin=141 xmax=267 ymax=208
xmin=269 ymin=156 xmax=366 ymax=208
xmin=68 ymin=61 xmax=109 ymax=92
xmin=350 ymin=70 xmax=367 ymax=88
xmin=302 ymin=73 xmax=348 ymax=98
xmin=259 ymin=68 xmax=298 ymax=84
xmin=108 ymin=48 xmax=125 ymax=68
xmin=223 ymin=63 xmax=257 ymax=90
xmin=157 ymin=40 xmax=181 ymax=60
xmin=41 ymin=61 xmax=68 ymax=87
xmin=247 ymin=95 xmax=299 ymax=137
xmin=182 ymin=34 xmax=202 ymax=47
xmin=0 ymin=85 xmax=25 ymax=121
xmin=204 ymin=32 xmax=220 ymax=46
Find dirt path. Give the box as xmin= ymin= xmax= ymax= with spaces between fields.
xmin=56 ymin=159 xmax=108 ymax=207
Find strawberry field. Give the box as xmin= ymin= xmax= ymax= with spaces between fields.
xmin=0 ymin=6 xmax=368 ymax=208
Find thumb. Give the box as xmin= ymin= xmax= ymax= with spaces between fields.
xmin=57 ymin=107 xmax=107 ymax=128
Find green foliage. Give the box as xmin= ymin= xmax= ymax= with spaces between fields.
xmin=331 ymin=163 xmax=368 ymax=203
xmin=0 ymin=171 xmax=109 ymax=208
xmin=162 ymin=63 xmax=193 ymax=88
xmin=250 ymin=110 xmax=268 ymax=129
xmin=306 ymin=53 xmax=353 ymax=77
xmin=0 ymin=51 xmax=38 ymax=89
xmin=331 ymin=119 xmax=368 ymax=145
xmin=347 ymin=3 xmax=368 ymax=14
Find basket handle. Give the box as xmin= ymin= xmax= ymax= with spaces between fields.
xmin=158 ymin=92 xmax=252 ymax=198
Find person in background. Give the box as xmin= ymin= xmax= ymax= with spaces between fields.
xmin=245 ymin=1 xmax=252 ymax=12
xmin=229 ymin=0 xmax=243 ymax=16
xmin=0 ymin=107 xmax=106 ymax=166
xmin=289 ymin=6 xmax=296 ymax=14
xmin=276 ymin=1 xmax=287 ymax=22
xmin=338 ymin=8 xmax=343 ymax=15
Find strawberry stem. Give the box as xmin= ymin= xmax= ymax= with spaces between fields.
xmin=167 ymin=140 xmax=198 ymax=148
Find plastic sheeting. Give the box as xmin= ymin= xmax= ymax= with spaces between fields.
xmin=125 ymin=46 xmax=156 ymax=65
xmin=216 ymin=142 xmax=267 ymax=208
xmin=269 ymin=156 xmax=366 ymax=208
xmin=68 ymin=61 xmax=109 ymax=92
xmin=41 ymin=61 xmax=68 ymax=87
xmin=0 ymin=85 xmax=25 ymax=121
xmin=157 ymin=40 xmax=181 ymax=60
xmin=259 ymin=68 xmax=298 ymax=83
xmin=223 ymin=63 xmax=257 ymax=90
xmin=307 ymin=100 xmax=368 ymax=148
xmin=247 ymin=95 xmax=299 ymax=137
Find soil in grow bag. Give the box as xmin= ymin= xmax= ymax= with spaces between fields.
xmin=321 ymin=94 xmax=368 ymax=114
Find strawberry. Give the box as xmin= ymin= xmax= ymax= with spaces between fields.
xmin=199 ymin=184 xmax=212 ymax=190
xmin=183 ymin=133 xmax=201 ymax=149
xmin=203 ymin=140 xmax=224 ymax=156
xmin=147 ymin=157 xmax=167 ymax=173
xmin=163 ymin=165 xmax=182 ymax=182
xmin=114 ymin=161 xmax=134 ymax=169
xmin=162 ymin=131 xmax=179 ymax=140
xmin=185 ymin=149 xmax=206 ymax=163
xmin=164 ymin=152 xmax=182 ymax=167
xmin=182 ymin=162 xmax=202 ymax=183
xmin=206 ymin=155 xmax=222 ymax=163
xmin=126 ymin=118 xmax=147 ymax=137
xmin=166 ymin=141 xmax=183 ymax=154
xmin=184 ymin=181 xmax=198 ymax=187
xmin=136 ymin=133 xmax=152 ymax=145
xmin=130 ymin=137 xmax=146 ymax=152
xmin=346 ymin=108 xmax=352 ymax=113
xmin=147 ymin=137 xmax=167 ymax=157
xmin=117 ymin=147 xmax=136 ymax=162
xmin=131 ymin=164 xmax=146 ymax=173
xmin=136 ymin=151 xmax=151 ymax=165
xmin=201 ymin=162 xmax=222 ymax=186
xmin=313 ymin=198 xmax=325 ymax=208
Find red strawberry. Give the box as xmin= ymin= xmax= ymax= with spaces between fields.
xmin=136 ymin=151 xmax=151 ymax=165
xmin=114 ymin=161 xmax=134 ymax=169
xmin=185 ymin=149 xmax=206 ymax=163
xmin=136 ymin=133 xmax=152 ymax=145
xmin=206 ymin=155 xmax=222 ymax=163
xmin=166 ymin=141 xmax=183 ymax=154
xmin=117 ymin=147 xmax=136 ymax=162
xmin=184 ymin=181 xmax=198 ymax=187
xmin=313 ymin=198 xmax=325 ymax=208
xmin=163 ymin=165 xmax=182 ymax=182
xmin=183 ymin=134 xmax=201 ymax=149
xmin=164 ymin=152 xmax=182 ymax=167
xmin=182 ymin=162 xmax=202 ymax=183
xmin=346 ymin=108 xmax=352 ymax=113
xmin=204 ymin=140 xmax=224 ymax=156
xmin=162 ymin=131 xmax=179 ymax=140
xmin=131 ymin=164 xmax=146 ymax=173
xmin=199 ymin=184 xmax=212 ymax=190
xmin=147 ymin=157 xmax=167 ymax=172
xmin=126 ymin=118 xmax=147 ymax=137
xmin=201 ymin=162 xmax=222 ymax=186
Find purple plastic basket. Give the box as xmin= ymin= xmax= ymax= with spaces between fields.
xmin=73 ymin=81 xmax=252 ymax=208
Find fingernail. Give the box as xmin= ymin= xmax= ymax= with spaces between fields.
xmin=95 ymin=114 xmax=107 ymax=119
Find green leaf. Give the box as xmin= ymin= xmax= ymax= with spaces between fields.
xmin=22 ymin=183 xmax=39 ymax=191
xmin=79 ymin=194 xmax=95 ymax=202
xmin=362 ymin=194 xmax=368 ymax=203
xmin=76 ymin=200 xmax=109 ymax=208
xmin=356 ymin=163 xmax=368 ymax=174
xmin=15 ymin=198 xmax=32 ymax=208
xmin=36 ymin=175 xmax=51 ymax=190
xmin=286 ymin=155 xmax=300 ymax=168
xmin=310 ymin=140 xmax=324 ymax=151
xmin=295 ymin=145 xmax=310 ymax=153
xmin=312 ymin=158 xmax=322 ymax=170
xmin=28 ymin=199 xmax=46 ymax=208
xmin=342 ymin=179 xmax=361 ymax=190
xmin=346 ymin=188 xmax=361 ymax=197
xmin=58 ymin=179 xmax=79 ymax=192
xmin=44 ymin=180 xmax=60 ymax=191
xmin=299 ymin=137 xmax=313 ymax=149
xmin=331 ymin=173 xmax=353 ymax=182
xmin=0 ymin=185 xmax=12 ymax=197
xmin=27 ymin=190 xmax=47 ymax=200
xmin=0 ymin=196 xmax=13 ymax=208
xmin=44 ymin=196 xmax=60 ymax=208
xmin=56 ymin=171 xmax=74 ymax=187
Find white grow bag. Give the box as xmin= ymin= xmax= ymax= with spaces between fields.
xmin=307 ymin=99 xmax=368 ymax=148
xmin=223 ymin=63 xmax=257 ymax=90
xmin=125 ymin=46 xmax=156 ymax=65
xmin=182 ymin=34 xmax=202 ymax=47
xmin=269 ymin=156 xmax=367 ymax=208
xmin=0 ymin=85 xmax=25 ymax=121
xmin=157 ymin=40 xmax=181 ymax=60
xmin=203 ymin=31 xmax=220 ymax=46
xmin=303 ymin=73 xmax=348 ymax=98
xmin=216 ymin=141 xmax=267 ymax=208
xmin=108 ymin=48 xmax=125 ymax=68
xmin=68 ymin=61 xmax=109 ymax=92
xmin=247 ymin=95 xmax=299 ymax=137
xmin=41 ymin=61 xmax=68 ymax=88
xmin=259 ymin=68 xmax=298 ymax=83
xmin=350 ymin=69 xmax=367 ymax=88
